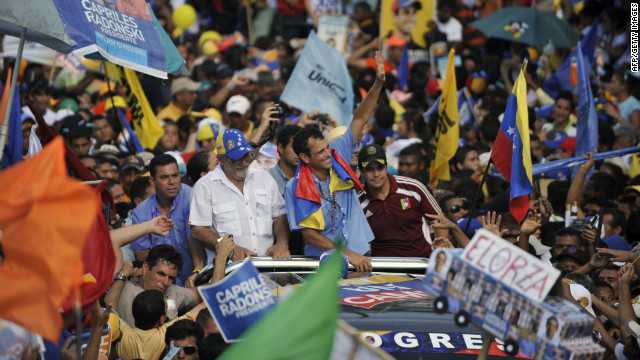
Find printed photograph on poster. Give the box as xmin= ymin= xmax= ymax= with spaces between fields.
xmin=317 ymin=14 xmax=350 ymax=53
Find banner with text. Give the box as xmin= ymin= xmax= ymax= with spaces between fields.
xmin=52 ymin=0 xmax=166 ymax=78
xmin=198 ymin=259 xmax=276 ymax=342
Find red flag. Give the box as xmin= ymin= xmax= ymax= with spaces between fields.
xmin=0 ymin=138 xmax=98 ymax=341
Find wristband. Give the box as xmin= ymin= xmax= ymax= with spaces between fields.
xmin=192 ymin=269 xmax=201 ymax=274
xmin=113 ymin=272 xmax=127 ymax=282
xmin=226 ymin=82 xmax=235 ymax=90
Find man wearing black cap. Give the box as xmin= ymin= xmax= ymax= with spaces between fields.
xmin=358 ymin=144 xmax=447 ymax=258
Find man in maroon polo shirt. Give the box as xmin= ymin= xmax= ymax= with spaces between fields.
xmin=357 ymin=144 xmax=448 ymax=257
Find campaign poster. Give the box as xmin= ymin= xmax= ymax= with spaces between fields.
xmin=198 ymin=259 xmax=276 ymax=342
xmin=379 ymin=0 xmax=434 ymax=49
xmin=317 ymin=15 xmax=350 ymax=54
xmin=52 ymin=0 xmax=167 ymax=78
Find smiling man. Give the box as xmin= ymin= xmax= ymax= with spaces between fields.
xmin=116 ymin=244 xmax=199 ymax=327
xmin=130 ymin=154 xmax=194 ymax=286
xmin=189 ymin=129 xmax=290 ymax=268
xmin=358 ymin=144 xmax=446 ymax=258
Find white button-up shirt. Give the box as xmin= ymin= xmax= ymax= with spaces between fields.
xmin=189 ymin=165 xmax=286 ymax=263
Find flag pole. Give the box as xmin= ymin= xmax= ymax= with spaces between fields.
xmin=245 ymin=0 xmax=254 ymax=45
xmin=464 ymin=159 xmax=493 ymax=234
xmin=103 ymin=67 xmax=134 ymax=153
xmin=0 ymin=27 xmax=26 ymax=161
xmin=74 ymin=287 xmax=83 ymax=360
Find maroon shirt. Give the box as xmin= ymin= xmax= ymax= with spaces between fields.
xmin=358 ymin=175 xmax=442 ymax=257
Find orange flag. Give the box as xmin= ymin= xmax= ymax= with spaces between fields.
xmin=0 ymin=137 xmax=98 ymax=341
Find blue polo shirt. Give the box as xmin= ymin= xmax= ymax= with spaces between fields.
xmin=284 ymin=127 xmax=374 ymax=256
xmin=130 ymin=184 xmax=193 ymax=286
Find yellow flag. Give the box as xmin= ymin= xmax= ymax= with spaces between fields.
xmin=629 ymin=142 xmax=640 ymax=178
xmin=429 ymin=49 xmax=459 ymax=186
xmin=111 ymin=65 xmax=164 ymax=150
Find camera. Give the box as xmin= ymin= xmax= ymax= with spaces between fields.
xmin=312 ymin=113 xmax=329 ymax=125
xmin=271 ymin=105 xmax=285 ymax=119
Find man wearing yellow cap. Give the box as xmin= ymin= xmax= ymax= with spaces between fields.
xmin=157 ymin=78 xmax=201 ymax=122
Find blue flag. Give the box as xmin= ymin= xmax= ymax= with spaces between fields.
xmin=532 ymin=147 xmax=640 ymax=176
xmin=574 ymin=42 xmax=598 ymax=179
xmin=280 ymin=31 xmax=354 ymax=126
xmin=423 ymin=90 xmax=475 ymax=126
xmin=114 ymin=107 xmax=144 ymax=153
xmin=2 ymin=87 xmax=22 ymax=167
xmin=197 ymin=259 xmax=276 ymax=342
xmin=398 ymin=43 xmax=409 ymax=92
xmin=542 ymin=12 xmax=603 ymax=98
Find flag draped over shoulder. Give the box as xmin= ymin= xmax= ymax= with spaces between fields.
xmin=280 ymin=31 xmax=354 ymax=126
xmin=490 ymin=66 xmax=533 ymax=223
xmin=574 ymin=41 xmax=598 ymax=179
xmin=2 ymin=71 xmax=22 ymax=167
xmin=429 ymin=49 xmax=459 ymax=186
xmin=218 ymin=249 xmax=342 ymax=360
xmin=0 ymin=138 xmax=98 ymax=341
xmin=107 ymin=63 xmax=164 ymax=150
xmin=292 ymin=149 xmax=363 ymax=230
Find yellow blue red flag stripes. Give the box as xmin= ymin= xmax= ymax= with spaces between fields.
xmin=292 ymin=149 xmax=363 ymax=230
xmin=429 ymin=49 xmax=459 ymax=186
xmin=490 ymin=66 xmax=533 ymax=223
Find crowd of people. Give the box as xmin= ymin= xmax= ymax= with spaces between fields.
xmin=2 ymin=0 xmax=640 ymax=359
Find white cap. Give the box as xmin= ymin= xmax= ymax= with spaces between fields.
xmin=569 ymin=283 xmax=595 ymax=317
xmin=226 ymin=95 xmax=251 ymax=115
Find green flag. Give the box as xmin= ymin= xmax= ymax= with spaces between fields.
xmin=218 ymin=251 xmax=342 ymax=359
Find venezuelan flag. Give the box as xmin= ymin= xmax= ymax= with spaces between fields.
xmin=490 ymin=65 xmax=533 ymax=223
xmin=292 ymin=149 xmax=363 ymax=230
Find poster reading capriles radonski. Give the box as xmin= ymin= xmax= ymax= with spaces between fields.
xmin=53 ymin=0 xmax=166 ymax=78
xmin=198 ymin=259 xmax=276 ymax=342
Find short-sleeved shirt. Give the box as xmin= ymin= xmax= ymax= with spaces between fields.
xmin=618 ymin=96 xmax=640 ymax=122
xmin=130 ymin=184 xmax=193 ymax=286
xmin=116 ymin=276 xmax=196 ymax=328
xmin=189 ymin=166 xmax=286 ymax=263
xmin=267 ymin=162 xmax=290 ymax=197
xmin=284 ymin=127 xmax=374 ymax=256
xmin=359 ymin=175 xmax=442 ymax=257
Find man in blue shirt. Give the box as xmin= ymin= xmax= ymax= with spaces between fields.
xmin=131 ymin=154 xmax=194 ymax=286
xmin=284 ymin=51 xmax=385 ymax=272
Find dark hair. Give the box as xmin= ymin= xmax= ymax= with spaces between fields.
xmin=564 ymin=273 xmax=596 ymax=294
xmin=27 ymin=79 xmax=50 ymax=97
xmin=594 ymin=280 xmax=614 ymax=292
xmin=598 ymin=122 xmax=615 ymax=150
xmin=104 ymin=178 xmax=121 ymax=193
xmin=589 ymin=172 xmax=617 ymax=199
xmin=195 ymin=308 xmax=213 ymax=332
xmin=187 ymin=151 xmax=211 ymax=184
xmin=437 ymin=0 xmax=456 ymax=11
xmin=129 ymin=176 xmax=152 ymax=202
xmin=547 ymin=180 xmax=571 ymax=214
xmin=69 ymin=128 xmax=91 ymax=143
xmin=597 ymin=264 xmax=621 ymax=278
xmin=399 ymin=143 xmax=424 ymax=161
xmin=374 ymin=105 xmax=396 ymax=130
xmin=402 ymin=109 xmax=425 ymax=135
xmin=556 ymin=91 xmax=576 ymax=111
xmin=149 ymin=154 xmax=179 ymax=178
xmin=479 ymin=115 xmax=500 ymax=144
xmin=604 ymin=6 xmax=628 ymax=31
xmin=486 ymin=176 xmax=509 ymax=199
xmin=94 ymin=154 xmax=118 ymax=168
xmin=132 ymin=290 xmax=165 ymax=330
xmin=165 ymin=319 xmax=204 ymax=346
xmin=553 ymin=227 xmax=584 ymax=246
xmin=354 ymin=1 xmax=371 ymax=12
xmin=198 ymin=333 xmax=229 ymax=359
xmin=146 ymin=244 xmax=184 ymax=271
xmin=499 ymin=212 xmax=520 ymax=231
xmin=451 ymin=146 xmax=478 ymax=169
xmin=292 ymin=126 xmax=324 ymax=156
xmin=603 ymin=208 xmax=627 ymax=236
xmin=276 ymin=125 xmax=301 ymax=149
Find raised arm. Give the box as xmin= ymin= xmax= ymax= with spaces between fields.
xmin=565 ymin=152 xmax=594 ymax=218
xmin=350 ymin=50 xmax=385 ymax=143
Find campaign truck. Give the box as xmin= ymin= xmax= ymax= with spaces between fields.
xmin=424 ymin=229 xmax=605 ymax=359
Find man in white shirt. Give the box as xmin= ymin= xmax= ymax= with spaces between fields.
xmin=189 ymin=129 xmax=290 ymax=264
xmin=433 ymin=0 xmax=462 ymax=45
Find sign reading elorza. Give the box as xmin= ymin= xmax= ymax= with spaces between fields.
xmin=461 ymin=229 xmax=560 ymax=302
xmin=198 ymin=259 xmax=276 ymax=342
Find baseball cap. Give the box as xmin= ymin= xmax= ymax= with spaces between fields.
xmin=197 ymin=118 xmax=224 ymax=141
xmin=391 ymin=0 xmax=422 ymax=13
xmin=544 ymin=135 xmax=575 ymax=155
xmin=216 ymin=129 xmax=255 ymax=160
xmin=226 ymin=95 xmax=251 ymax=115
xmin=358 ymin=144 xmax=387 ymax=168
xmin=556 ymin=247 xmax=588 ymax=266
xmin=569 ymin=283 xmax=596 ymax=317
xmin=121 ymin=155 xmax=145 ymax=172
xmin=613 ymin=122 xmax=637 ymax=141
xmin=171 ymin=77 xmax=201 ymax=96
xmin=387 ymin=35 xmax=407 ymax=49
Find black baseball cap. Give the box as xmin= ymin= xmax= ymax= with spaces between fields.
xmin=358 ymin=144 xmax=387 ymax=169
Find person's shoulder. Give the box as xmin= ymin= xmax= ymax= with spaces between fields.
xmin=132 ymin=195 xmax=156 ymax=217
xmin=179 ymin=183 xmax=192 ymax=196
xmin=167 ymin=284 xmax=195 ymax=301
xmin=395 ymin=175 xmax=430 ymax=194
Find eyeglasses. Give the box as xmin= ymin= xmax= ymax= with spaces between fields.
xmin=178 ymin=346 xmax=197 ymax=355
xmin=445 ymin=205 xmax=464 ymax=213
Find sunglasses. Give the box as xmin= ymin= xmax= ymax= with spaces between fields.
xmin=179 ymin=346 xmax=197 ymax=355
xmin=445 ymin=205 xmax=464 ymax=213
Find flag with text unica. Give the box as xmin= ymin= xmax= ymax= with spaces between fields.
xmin=490 ymin=66 xmax=533 ymax=223
xmin=429 ymin=49 xmax=459 ymax=186
xmin=0 ymin=138 xmax=98 ymax=341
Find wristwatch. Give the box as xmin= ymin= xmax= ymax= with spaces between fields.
xmin=113 ymin=272 xmax=127 ymax=282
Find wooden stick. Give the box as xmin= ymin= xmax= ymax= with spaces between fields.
xmin=477 ymin=332 xmax=494 ymax=360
